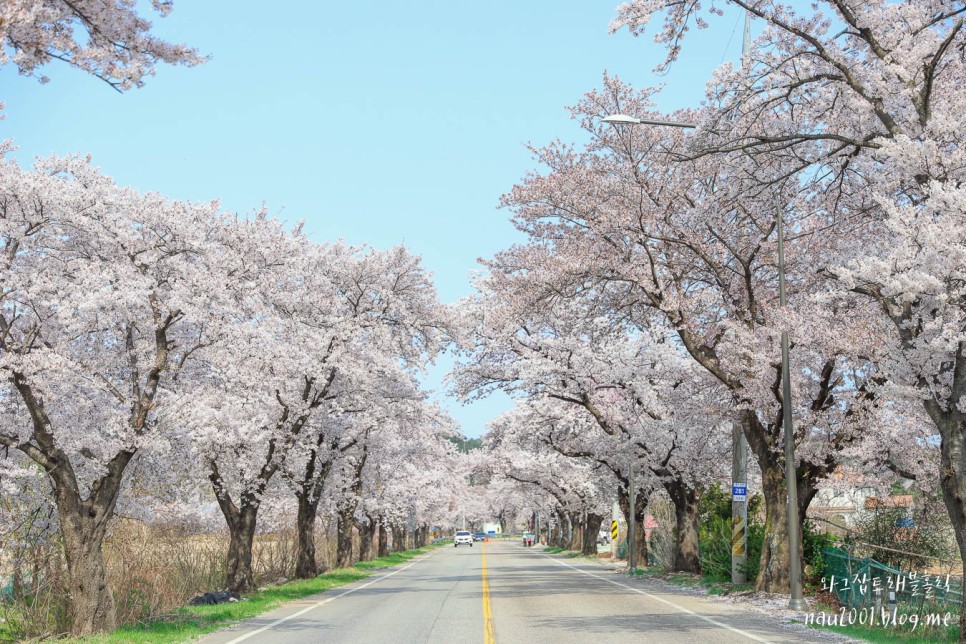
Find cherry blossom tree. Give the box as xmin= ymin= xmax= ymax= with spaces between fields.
xmin=184 ymin=238 xmax=449 ymax=591
xmin=338 ymin=401 xmax=463 ymax=562
xmin=488 ymin=74 xmax=898 ymax=590
xmin=485 ymin=409 xmax=613 ymax=555
xmin=282 ymin=409 xmax=359 ymax=578
xmin=456 ymin=277 xmax=734 ymax=570
xmin=1 ymin=0 xmax=203 ymax=90
xmin=0 ymin=155 xmax=233 ymax=635
xmin=609 ymin=0 xmax=966 ymax=616
xmin=282 ymin=324 xmax=459 ymax=573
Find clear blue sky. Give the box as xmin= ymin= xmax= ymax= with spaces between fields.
xmin=1 ymin=0 xmax=748 ymax=438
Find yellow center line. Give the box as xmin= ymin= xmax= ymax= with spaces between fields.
xmin=482 ymin=541 xmax=496 ymax=644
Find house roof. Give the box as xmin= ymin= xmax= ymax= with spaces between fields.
xmin=865 ymin=495 xmax=913 ymax=509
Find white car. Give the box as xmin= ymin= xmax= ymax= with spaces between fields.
xmin=454 ymin=530 xmax=473 ymax=547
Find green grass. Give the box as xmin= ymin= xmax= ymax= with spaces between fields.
xmin=703 ymin=581 xmax=753 ymax=596
xmin=73 ymin=546 xmax=437 ymax=644
xmin=663 ymin=572 xmax=706 ymax=588
xmin=799 ymin=601 xmax=959 ymax=643
xmin=809 ymin=620 xmax=958 ymax=643
xmin=538 ymin=546 xmax=600 ymax=560
xmin=354 ymin=551 xmax=422 ymax=569
xmin=625 ymin=566 xmax=661 ymax=578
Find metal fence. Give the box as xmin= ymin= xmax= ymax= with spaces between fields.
xmin=823 ymin=547 xmax=962 ymax=616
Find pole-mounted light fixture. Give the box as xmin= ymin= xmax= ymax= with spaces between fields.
xmin=601 ymin=114 xmax=697 ymax=129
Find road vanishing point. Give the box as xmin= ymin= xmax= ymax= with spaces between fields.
xmin=201 ymin=541 xmax=829 ymax=644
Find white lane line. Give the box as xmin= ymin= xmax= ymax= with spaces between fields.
xmin=540 ymin=553 xmax=771 ymax=643
xmin=224 ymin=551 xmax=439 ymax=644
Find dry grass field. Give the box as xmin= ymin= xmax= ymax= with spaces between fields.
xmin=1 ymin=518 xmax=347 ymax=640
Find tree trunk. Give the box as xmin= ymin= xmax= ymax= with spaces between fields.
xmin=377 ymin=519 xmax=390 ymax=557
xmin=225 ymin=505 xmax=259 ymax=592
xmin=635 ymin=516 xmax=648 ymax=566
xmin=570 ymin=512 xmax=583 ymax=551
xmin=560 ymin=511 xmax=572 ymax=549
xmin=11 ymin=549 xmax=24 ymax=603
xmin=757 ymin=449 xmax=793 ymax=591
xmin=667 ymin=482 xmax=701 ymax=574
xmin=209 ymin=465 xmax=262 ymax=593
xmin=415 ymin=525 xmax=428 ymax=548
xmin=59 ymin=510 xmax=116 ymax=636
xmin=741 ymin=410 xmax=820 ymax=593
xmin=934 ymin=409 xmax=966 ymax=643
xmin=552 ymin=510 xmax=564 ymax=548
xmin=336 ymin=510 xmax=355 ymax=568
xmin=358 ymin=517 xmax=375 ymax=562
xmin=294 ymin=493 xmax=321 ymax=578
xmin=582 ymin=513 xmax=604 ymax=556
xmin=392 ymin=525 xmax=406 ymax=552
xmin=44 ymin=446 xmax=133 ymax=635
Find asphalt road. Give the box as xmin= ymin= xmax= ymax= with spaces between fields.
xmin=200 ymin=540 xmax=831 ymax=644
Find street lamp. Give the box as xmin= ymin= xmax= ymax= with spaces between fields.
xmin=776 ymin=202 xmax=807 ymax=611
xmin=628 ymin=458 xmax=637 ymax=571
xmin=603 ymin=113 xmax=806 ymax=610
xmin=601 ymin=114 xmax=697 ymax=129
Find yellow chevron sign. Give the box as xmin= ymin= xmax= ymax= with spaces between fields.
xmin=611 ymin=520 xmax=618 ymax=541
xmin=732 ymin=517 xmax=746 ymax=556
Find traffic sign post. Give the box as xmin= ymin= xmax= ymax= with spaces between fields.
xmin=611 ymin=500 xmax=619 ymax=558
xmin=731 ymin=421 xmax=748 ymax=584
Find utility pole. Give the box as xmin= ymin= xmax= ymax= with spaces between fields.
xmin=731 ymin=8 xmax=752 ymax=587
xmin=628 ymin=461 xmax=637 ymax=570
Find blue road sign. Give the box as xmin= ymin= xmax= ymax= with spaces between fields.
xmin=732 ymin=484 xmax=747 ymax=501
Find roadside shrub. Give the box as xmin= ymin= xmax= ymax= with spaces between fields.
xmin=698 ymin=516 xmax=732 ymax=581
xmin=699 ymin=514 xmax=828 ymax=585
xmin=802 ymin=522 xmax=836 ymax=582
xmin=852 ymin=504 xmax=956 ymax=572
xmin=698 ymin=484 xmax=764 ymax=583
